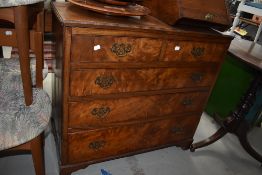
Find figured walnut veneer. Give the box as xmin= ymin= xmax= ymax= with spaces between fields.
xmin=51 ymin=2 xmax=232 ymax=175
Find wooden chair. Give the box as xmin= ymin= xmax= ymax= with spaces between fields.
xmin=0 ymin=1 xmax=51 ymax=175
xmin=229 ymin=0 xmax=262 ymax=42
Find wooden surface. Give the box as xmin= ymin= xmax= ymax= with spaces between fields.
xmin=68 ymin=91 xmax=209 ymax=129
xmin=52 ymin=2 xmax=232 ymax=175
xmin=140 ymin=0 xmax=231 ymax=26
xmin=67 ymin=0 xmax=150 ymax=16
xmin=51 ymin=2 xmax=232 ymax=39
xmin=67 ymin=115 xmax=199 ymax=164
xmin=228 ymin=38 xmax=262 ymax=71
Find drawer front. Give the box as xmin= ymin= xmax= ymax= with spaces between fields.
xmin=70 ymin=67 xmax=217 ymax=96
xmin=68 ymin=115 xmax=199 ymax=164
xmin=180 ymin=0 xmax=230 ymax=25
xmin=68 ymin=91 xmax=209 ymax=128
xmin=71 ymin=35 xmax=163 ymax=63
xmin=163 ymin=41 xmax=225 ymax=62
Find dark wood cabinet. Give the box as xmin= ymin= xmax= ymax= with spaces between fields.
xmin=52 ymin=2 xmax=232 ymax=175
xmin=140 ymin=0 xmax=231 ymax=28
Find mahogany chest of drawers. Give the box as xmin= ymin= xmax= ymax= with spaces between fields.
xmin=52 ymin=2 xmax=231 ymax=175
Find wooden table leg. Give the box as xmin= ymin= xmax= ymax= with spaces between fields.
xmin=236 ymin=120 xmax=262 ymax=163
xmin=190 ymin=75 xmax=262 ymax=164
xmin=190 ymin=127 xmax=227 ymax=152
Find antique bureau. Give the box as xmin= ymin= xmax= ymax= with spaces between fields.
xmin=51 ymin=2 xmax=232 ymax=175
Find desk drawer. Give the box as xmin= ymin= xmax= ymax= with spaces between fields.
xmin=70 ymin=67 xmax=217 ymax=96
xmin=67 ymin=115 xmax=199 ymax=164
xmin=71 ymin=35 xmax=163 ymax=63
xmin=68 ymin=91 xmax=208 ymax=128
xmin=163 ymin=41 xmax=225 ymax=62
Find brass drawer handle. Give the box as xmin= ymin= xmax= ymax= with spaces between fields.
xmin=205 ymin=13 xmax=214 ymax=21
xmin=191 ymin=47 xmax=205 ymax=57
xmin=89 ymin=140 xmax=106 ymax=150
xmin=91 ymin=106 xmax=111 ymax=118
xmin=111 ymin=43 xmax=132 ymax=57
xmin=95 ymin=75 xmax=115 ymax=89
xmin=182 ymin=98 xmax=193 ymax=106
xmin=171 ymin=127 xmax=184 ymax=134
xmin=191 ymin=73 xmax=204 ymax=83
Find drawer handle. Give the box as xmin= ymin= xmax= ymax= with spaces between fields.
xmin=205 ymin=13 xmax=214 ymax=21
xmin=191 ymin=73 xmax=204 ymax=83
xmin=111 ymin=43 xmax=132 ymax=57
xmin=191 ymin=47 xmax=205 ymax=57
xmin=95 ymin=75 xmax=115 ymax=89
xmin=171 ymin=127 xmax=184 ymax=134
xmin=182 ymin=98 xmax=193 ymax=106
xmin=89 ymin=140 xmax=106 ymax=150
xmin=91 ymin=106 xmax=111 ymax=118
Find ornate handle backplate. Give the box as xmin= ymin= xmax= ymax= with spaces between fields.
xmin=205 ymin=13 xmax=214 ymax=21
xmin=89 ymin=140 xmax=106 ymax=150
xmin=182 ymin=98 xmax=193 ymax=106
xmin=95 ymin=75 xmax=115 ymax=89
xmin=191 ymin=72 xmax=204 ymax=83
xmin=191 ymin=47 xmax=205 ymax=57
xmin=111 ymin=43 xmax=132 ymax=57
xmin=91 ymin=106 xmax=111 ymax=118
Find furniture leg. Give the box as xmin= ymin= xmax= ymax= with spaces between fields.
xmin=235 ymin=118 xmax=262 ymax=163
xmin=190 ymin=127 xmax=227 ymax=152
xmin=254 ymin=22 xmax=262 ymax=43
xmin=34 ymin=31 xmax=44 ymax=88
xmin=31 ymin=134 xmax=45 ymax=175
xmin=14 ymin=5 xmax=33 ymax=105
xmin=0 ymin=46 xmax=3 ymax=58
xmin=229 ymin=0 xmax=245 ymax=35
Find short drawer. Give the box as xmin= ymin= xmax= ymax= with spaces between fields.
xmin=68 ymin=91 xmax=209 ymax=128
xmin=71 ymin=35 xmax=163 ymax=63
xmin=162 ymin=41 xmax=226 ymax=62
xmin=67 ymin=115 xmax=199 ymax=164
xmin=70 ymin=67 xmax=217 ymax=96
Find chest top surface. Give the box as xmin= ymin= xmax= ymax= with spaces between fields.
xmin=51 ymin=2 xmax=173 ymax=32
xmin=51 ymin=2 xmax=232 ymax=41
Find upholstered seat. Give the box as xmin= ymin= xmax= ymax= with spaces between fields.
xmin=0 ymin=88 xmax=51 ymax=150
xmin=0 ymin=57 xmax=48 ymax=86
xmin=0 ymin=0 xmax=44 ymax=7
xmin=0 ymin=56 xmax=51 ymax=151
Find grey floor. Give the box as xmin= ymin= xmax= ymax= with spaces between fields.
xmin=1 ymin=24 xmax=262 ymax=174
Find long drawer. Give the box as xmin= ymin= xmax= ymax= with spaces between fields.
xmin=68 ymin=91 xmax=209 ymax=129
xmin=70 ymin=66 xmax=217 ymax=96
xmin=67 ymin=115 xmax=199 ymax=164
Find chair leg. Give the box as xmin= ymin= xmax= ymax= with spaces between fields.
xmin=34 ymin=31 xmax=44 ymax=88
xmin=254 ymin=22 xmax=262 ymax=43
xmin=14 ymin=5 xmax=33 ymax=106
xmin=0 ymin=46 xmax=3 ymax=58
xmin=230 ymin=10 xmax=241 ymax=35
xmin=31 ymin=134 xmax=45 ymax=175
xmin=190 ymin=127 xmax=228 ymax=152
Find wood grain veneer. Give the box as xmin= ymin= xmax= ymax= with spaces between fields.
xmin=51 ymin=2 xmax=232 ymax=175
